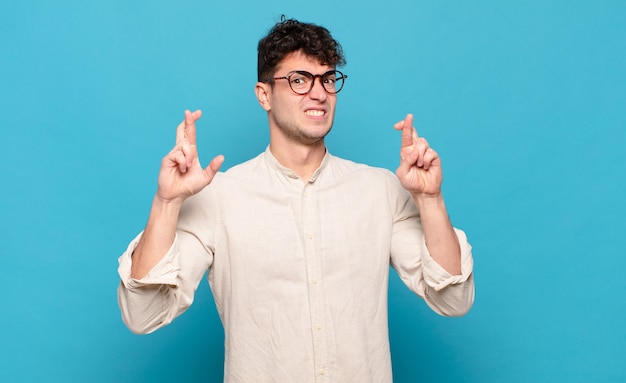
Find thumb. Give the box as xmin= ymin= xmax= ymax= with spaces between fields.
xmin=397 ymin=145 xmax=417 ymax=175
xmin=396 ymin=160 xmax=412 ymax=180
xmin=203 ymin=155 xmax=225 ymax=182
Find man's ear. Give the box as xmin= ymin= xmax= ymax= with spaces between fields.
xmin=255 ymin=82 xmax=272 ymax=111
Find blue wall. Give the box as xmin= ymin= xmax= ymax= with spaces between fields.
xmin=1 ymin=1 xmax=625 ymax=382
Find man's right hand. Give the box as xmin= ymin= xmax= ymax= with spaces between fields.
xmin=156 ymin=109 xmax=224 ymax=204
xmin=130 ymin=110 xmax=223 ymax=279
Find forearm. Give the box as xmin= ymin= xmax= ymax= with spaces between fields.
xmin=119 ymin=194 xmax=213 ymax=333
xmin=413 ymin=193 xmax=461 ymax=275
xmin=131 ymin=196 xmax=183 ymax=279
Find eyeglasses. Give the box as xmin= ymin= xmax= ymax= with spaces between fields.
xmin=266 ymin=70 xmax=347 ymax=95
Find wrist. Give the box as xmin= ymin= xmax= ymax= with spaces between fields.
xmin=412 ymin=192 xmax=451 ymax=218
xmin=412 ymin=191 xmax=444 ymax=206
xmin=151 ymin=195 xmax=184 ymax=218
xmin=154 ymin=189 xmax=186 ymax=206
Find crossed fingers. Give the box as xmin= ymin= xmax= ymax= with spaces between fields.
xmin=170 ymin=110 xmax=202 ymax=173
xmin=394 ymin=114 xmax=438 ymax=171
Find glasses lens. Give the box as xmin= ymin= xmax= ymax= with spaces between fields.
xmin=322 ymin=71 xmax=344 ymax=94
xmin=288 ymin=72 xmax=314 ymax=94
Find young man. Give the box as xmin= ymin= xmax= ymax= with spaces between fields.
xmin=118 ymin=18 xmax=474 ymax=382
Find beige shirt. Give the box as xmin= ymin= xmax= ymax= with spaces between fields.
xmin=118 ymin=147 xmax=474 ymax=383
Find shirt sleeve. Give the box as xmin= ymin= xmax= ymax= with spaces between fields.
xmin=418 ymin=227 xmax=475 ymax=317
xmin=117 ymin=189 xmax=216 ymax=334
xmin=388 ymin=175 xmax=475 ymax=317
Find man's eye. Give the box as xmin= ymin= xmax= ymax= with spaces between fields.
xmin=291 ymin=77 xmax=308 ymax=85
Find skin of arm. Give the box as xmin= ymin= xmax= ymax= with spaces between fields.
xmin=394 ymin=114 xmax=462 ymax=275
xmin=130 ymin=110 xmax=224 ymax=279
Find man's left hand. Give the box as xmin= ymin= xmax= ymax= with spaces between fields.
xmin=394 ymin=114 xmax=443 ymax=197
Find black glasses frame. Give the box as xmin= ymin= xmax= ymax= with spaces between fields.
xmin=266 ymin=70 xmax=347 ymax=95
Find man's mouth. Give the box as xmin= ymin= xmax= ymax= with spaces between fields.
xmin=304 ymin=110 xmax=325 ymax=117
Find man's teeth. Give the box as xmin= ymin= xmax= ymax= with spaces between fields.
xmin=305 ymin=110 xmax=325 ymax=117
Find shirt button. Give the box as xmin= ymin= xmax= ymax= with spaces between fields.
xmin=319 ymin=369 xmax=326 ymax=376
xmin=316 ymin=324 xmax=323 ymax=330
xmin=311 ymin=279 xmax=318 ymax=285
xmin=308 ymin=233 xmax=314 ymax=239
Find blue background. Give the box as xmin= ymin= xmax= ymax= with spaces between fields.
xmin=1 ymin=0 xmax=625 ymax=382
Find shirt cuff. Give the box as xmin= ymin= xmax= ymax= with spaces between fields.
xmin=117 ymin=232 xmax=181 ymax=289
xmin=421 ymin=228 xmax=474 ymax=291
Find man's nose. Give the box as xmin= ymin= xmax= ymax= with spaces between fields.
xmin=308 ymin=76 xmax=328 ymax=100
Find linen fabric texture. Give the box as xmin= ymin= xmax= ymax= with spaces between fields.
xmin=118 ymin=147 xmax=474 ymax=383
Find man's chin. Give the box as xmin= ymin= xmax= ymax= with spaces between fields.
xmin=303 ymin=126 xmax=332 ymax=145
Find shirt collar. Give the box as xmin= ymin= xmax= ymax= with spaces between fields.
xmin=263 ymin=146 xmax=331 ymax=183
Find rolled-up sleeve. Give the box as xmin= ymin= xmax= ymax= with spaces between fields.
xmin=117 ymin=230 xmax=212 ymax=334
xmin=419 ymin=228 xmax=474 ymax=316
xmin=389 ymin=177 xmax=475 ymax=317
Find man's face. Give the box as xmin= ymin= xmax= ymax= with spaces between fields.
xmin=262 ymin=51 xmax=337 ymax=146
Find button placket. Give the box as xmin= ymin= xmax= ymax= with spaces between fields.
xmin=301 ymin=183 xmax=329 ymax=382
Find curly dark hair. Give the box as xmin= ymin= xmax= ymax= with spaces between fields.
xmin=257 ymin=17 xmax=346 ymax=82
